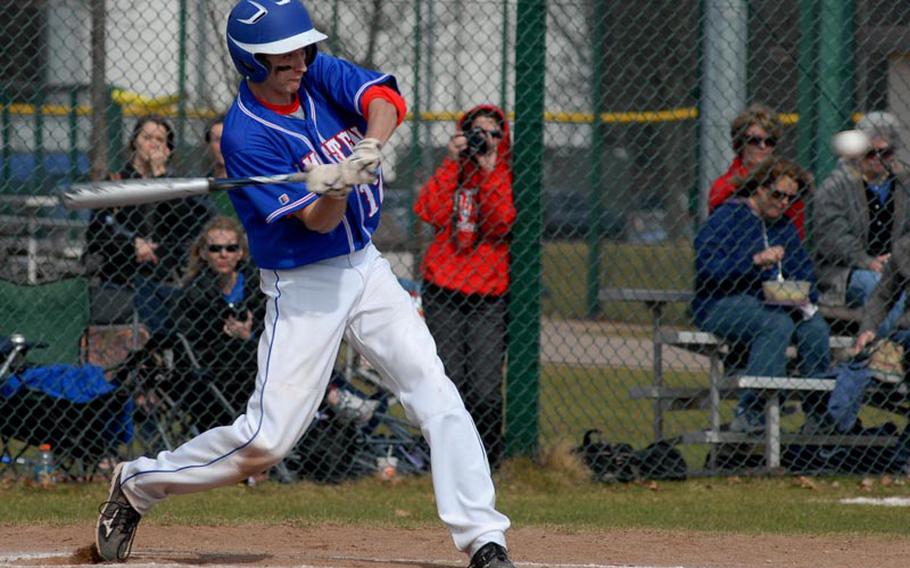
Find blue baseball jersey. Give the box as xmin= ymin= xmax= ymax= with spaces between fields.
xmin=221 ymin=53 xmax=399 ymax=269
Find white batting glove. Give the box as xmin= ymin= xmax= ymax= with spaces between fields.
xmin=340 ymin=137 xmax=382 ymax=186
xmin=304 ymin=163 xmax=346 ymax=195
xmin=324 ymin=184 xmax=354 ymax=200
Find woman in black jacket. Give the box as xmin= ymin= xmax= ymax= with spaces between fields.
xmin=84 ymin=115 xmax=215 ymax=334
xmin=172 ymin=215 xmax=263 ymax=431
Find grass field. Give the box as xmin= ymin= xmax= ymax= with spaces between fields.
xmin=2 ymin=461 xmax=910 ymax=536
xmin=542 ymin=239 xmax=694 ymax=324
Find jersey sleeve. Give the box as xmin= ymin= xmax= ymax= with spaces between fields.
xmin=361 ymin=85 xmax=407 ymax=125
xmin=223 ymin=139 xmax=319 ymax=225
xmin=305 ymin=53 xmax=400 ymax=118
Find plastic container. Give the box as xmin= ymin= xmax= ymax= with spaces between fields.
xmin=376 ymin=447 xmax=398 ymax=481
xmin=762 ymin=280 xmax=810 ymax=305
xmin=34 ymin=443 xmax=56 ymax=486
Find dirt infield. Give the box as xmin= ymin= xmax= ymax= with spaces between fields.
xmin=1 ymin=524 xmax=909 ymax=567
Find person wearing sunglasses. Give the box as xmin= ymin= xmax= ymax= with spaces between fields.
xmin=414 ymin=104 xmax=516 ymax=469
xmin=694 ymin=156 xmax=830 ymax=434
xmin=171 ymin=215 xmax=264 ymax=431
xmin=707 ymin=104 xmax=808 ymax=239
xmin=812 ymin=111 xmax=910 ymax=335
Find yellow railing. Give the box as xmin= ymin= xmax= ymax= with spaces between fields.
xmin=0 ymin=100 xmax=865 ymax=126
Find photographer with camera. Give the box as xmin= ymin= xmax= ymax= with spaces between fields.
xmin=170 ymin=215 xmax=265 ymax=431
xmin=414 ymin=105 xmax=516 ymax=468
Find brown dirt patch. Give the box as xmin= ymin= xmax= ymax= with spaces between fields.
xmin=0 ymin=524 xmax=907 ymax=567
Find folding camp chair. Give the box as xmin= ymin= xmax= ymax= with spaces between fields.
xmin=81 ymin=284 xmax=149 ymax=371
xmin=0 ymin=334 xmax=133 ymax=480
xmin=118 ymin=330 xmax=251 ymax=456
xmin=0 ymin=278 xmax=134 ymax=480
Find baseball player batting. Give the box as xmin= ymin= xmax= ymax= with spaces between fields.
xmin=95 ymin=2 xmax=515 ymax=568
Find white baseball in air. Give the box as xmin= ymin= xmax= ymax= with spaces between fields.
xmin=832 ymin=129 xmax=872 ymax=159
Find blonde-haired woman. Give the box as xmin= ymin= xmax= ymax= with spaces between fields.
xmin=173 ymin=215 xmax=263 ymax=430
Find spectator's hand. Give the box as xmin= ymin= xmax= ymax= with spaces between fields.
xmin=447 ymin=132 xmax=468 ymax=161
xmin=134 ymin=237 xmax=159 ymax=264
xmin=854 ymin=330 xmax=877 ymax=355
xmin=224 ymin=310 xmax=253 ymax=341
xmin=752 ymin=245 xmax=784 ymax=269
xmin=148 ymin=146 xmax=170 ymax=177
xmin=870 ymin=254 xmax=891 ymax=273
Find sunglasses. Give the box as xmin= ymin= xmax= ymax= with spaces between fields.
xmin=745 ymin=135 xmax=777 ymax=148
xmin=481 ymin=129 xmax=503 ymax=139
xmin=207 ymin=244 xmax=241 ymax=253
xmin=865 ymin=147 xmax=895 ymax=160
xmin=768 ymin=188 xmax=798 ymax=202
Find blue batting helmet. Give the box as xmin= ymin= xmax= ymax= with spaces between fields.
xmin=226 ymin=0 xmax=327 ymax=83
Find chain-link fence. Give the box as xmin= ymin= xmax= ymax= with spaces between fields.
xmin=3 ymin=0 xmax=910 ymax=483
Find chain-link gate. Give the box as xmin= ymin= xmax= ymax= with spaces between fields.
xmin=2 ymin=0 xmax=910 ymax=482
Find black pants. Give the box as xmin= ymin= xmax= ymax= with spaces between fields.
xmin=422 ymin=282 xmax=507 ymax=467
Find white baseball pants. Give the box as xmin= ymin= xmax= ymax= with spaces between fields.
xmin=118 ymin=244 xmax=510 ymax=555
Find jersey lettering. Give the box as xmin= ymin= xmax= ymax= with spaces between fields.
xmin=337 ymin=130 xmax=356 ymax=151
xmin=321 ymin=128 xmax=359 ymax=162
xmin=323 ymin=138 xmax=345 ymax=162
xmin=300 ymin=151 xmax=320 ymax=170
xmin=357 ymin=185 xmax=379 ymax=217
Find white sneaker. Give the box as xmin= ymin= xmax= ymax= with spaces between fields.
xmin=334 ymin=389 xmax=380 ymax=424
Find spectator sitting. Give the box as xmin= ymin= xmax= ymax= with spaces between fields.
xmin=708 ymin=103 xmax=807 ymax=239
xmin=171 ymin=215 xmax=263 ymax=431
xmin=853 ymin=230 xmax=910 ymax=354
xmin=693 ymin=156 xmax=830 ymax=433
xmin=413 ymin=104 xmax=516 ymax=468
xmin=812 ymin=111 xmax=910 ymax=335
xmin=811 ymin=231 xmax=910 ymax=438
xmin=84 ymin=115 xmax=215 ymax=335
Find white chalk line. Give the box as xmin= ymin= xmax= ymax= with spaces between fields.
xmin=839 ymin=496 xmax=910 ymax=507
xmin=0 ymin=550 xmax=332 ymax=568
xmin=329 ymin=555 xmax=695 ymax=568
xmin=0 ymin=550 xmax=697 ymax=568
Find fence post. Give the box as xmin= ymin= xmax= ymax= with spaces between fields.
xmin=176 ymin=0 xmax=189 ymax=172
xmin=506 ymin=0 xmax=546 ymax=458
xmin=585 ymin=0 xmax=607 ymax=319
xmin=34 ymin=89 xmax=45 ymax=194
xmin=697 ymin=0 xmax=747 ymax=222
xmin=814 ymin=0 xmax=854 ymax=181
xmin=406 ymin=0 xmax=423 ymax=276
xmin=1 ymin=87 xmax=9 ymax=191
xmin=797 ymin=0 xmax=819 ymax=176
xmin=69 ymin=88 xmax=80 ymax=184
xmin=106 ymin=85 xmax=123 ymax=174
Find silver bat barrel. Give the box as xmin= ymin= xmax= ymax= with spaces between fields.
xmin=62 ymin=177 xmax=213 ymax=209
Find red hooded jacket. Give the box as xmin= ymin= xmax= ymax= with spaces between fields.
xmin=414 ymin=104 xmax=516 ymax=297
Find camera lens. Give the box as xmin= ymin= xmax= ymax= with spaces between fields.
xmin=462 ymin=128 xmax=489 ymax=157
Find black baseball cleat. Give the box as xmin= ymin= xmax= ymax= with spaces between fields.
xmin=469 ymin=542 xmax=515 ymax=568
xmin=96 ymin=463 xmax=142 ymax=562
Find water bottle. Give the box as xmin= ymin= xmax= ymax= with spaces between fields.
xmin=34 ymin=443 xmax=56 ymax=487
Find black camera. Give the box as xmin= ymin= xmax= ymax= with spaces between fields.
xmin=225 ymin=302 xmax=245 ymax=319
xmin=461 ymin=127 xmax=490 ymax=158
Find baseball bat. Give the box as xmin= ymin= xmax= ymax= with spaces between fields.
xmin=62 ymin=172 xmax=309 ymax=210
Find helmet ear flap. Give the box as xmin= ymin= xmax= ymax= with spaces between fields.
xmin=304 ymin=44 xmax=318 ymax=66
